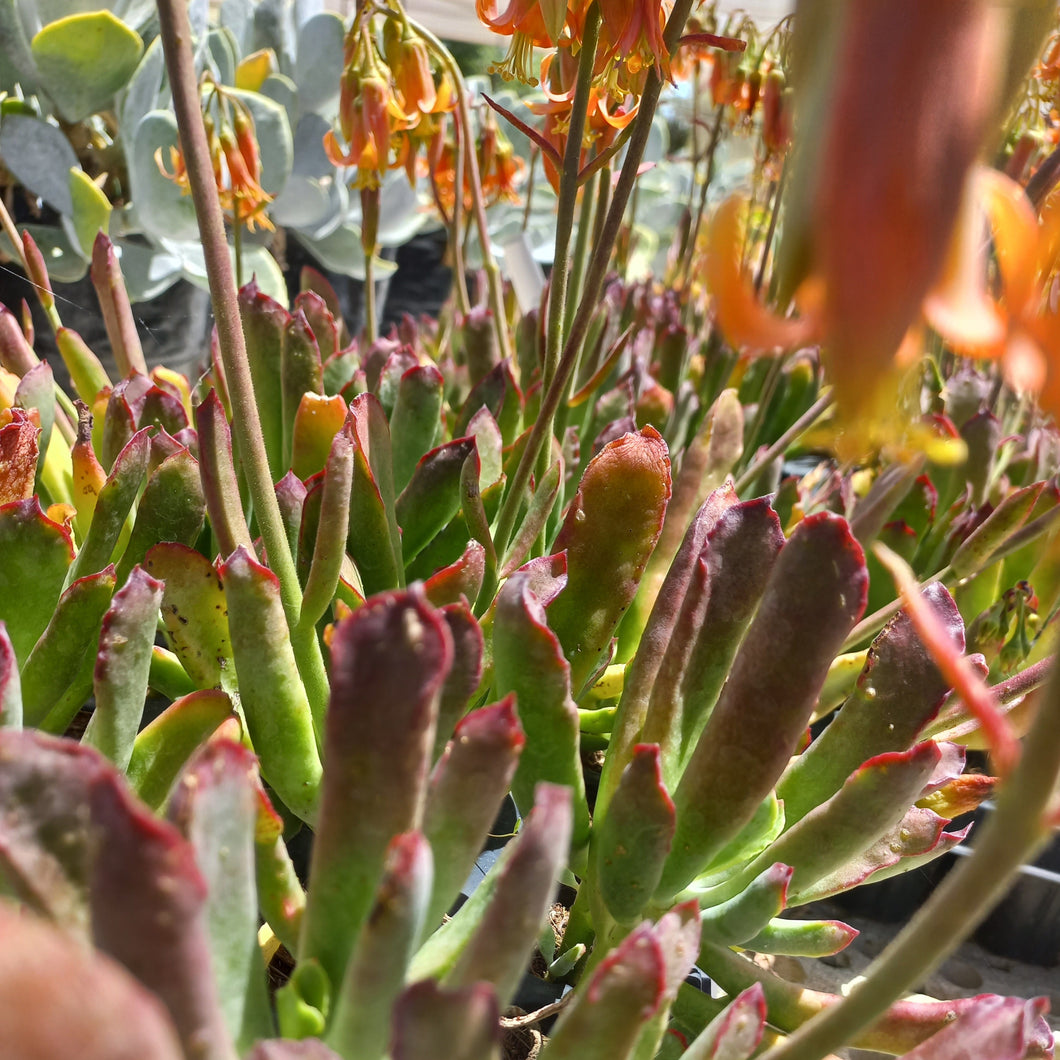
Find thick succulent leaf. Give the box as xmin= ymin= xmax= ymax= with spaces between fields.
xmin=445 ymin=783 xmax=573 ymax=1008
xmin=433 ymin=600 xmax=485 ymax=758
xmin=424 ymin=540 xmax=487 ymax=608
xmin=396 ymin=436 xmax=477 ymax=565
xmin=168 ymin=740 xmax=272 ymax=1051
xmin=195 ymin=391 xmax=254 ymax=558
xmin=741 ymin=917 xmax=859 ymax=957
xmin=252 ymin=781 xmax=306 ymax=956
xmin=642 ymin=497 xmax=785 ymax=787
xmin=682 ymin=984 xmax=766 ymax=1060
xmin=89 ymin=766 xmax=235 ymax=1060
xmin=899 ymin=995 xmax=1050 ymax=1060
xmin=0 ymin=623 xmax=19 ymax=728
xmin=299 ymin=588 xmax=451 ymax=994
xmin=66 ymin=427 xmax=151 ymax=585
xmin=454 ymin=359 xmax=521 ymax=444
xmin=0 ymin=901 xmax=184 ymax=1060
xmin=949 ymin=482 xmax=1044 ymax=578
xmin=423 ymin=695 xmax=525 ymax=928
xmin=779 ymin=582 xmax=963 ymax=824
xmin=20 ymin=566 xmax=116 ymax=728
xmin=327 ymin=832 xmax=433 ymax=1060
xmin=220 ymin=547 xmax=322 ymax=823
xmin=0 ymin=406 xmax=40 ymax=503
xmin=145 ymin=543 xmax=235 ymax=692
xmin=0 ymin=498 xmax=73 ymax=666
xmin=0 ymin=730 xmax=108 ymax=931
xmin=291 ymin=392 xmax=347 ymax=481
xmin=282 ymin=309 xmax=325 ymax=470
xmin=245 ymin=1042 xmax=343 ymax=1060
xmin=391 ymin=364 xmax=445 ymax=494
xmin=546 ymin=426 xmax=672 ymax=697
xmin=657 ymin=513 xmax=867 ymax=901
xmin=540 ymin=922 xmax=667 ymax=1060
xmin=91 ymin=233 xmax=146 ymax=377
xmin=391 ymin=980 xmax=500 ymax=1060
xmin=115 ymin=447 xmax=206 ymax=585
xmin=698 ymin=862 xmax=792 ymax=947
xmin=83 ymin=566 xmax=165 ymax=771
xmin=15 ymin=361 xmax=56 ymax=489
xmin=600 ymin=484 xmax=739 ymax=819
xmin=31 ymin=10 xmax=144 ymax=122
xmin=492 ymin=556 xmax=590 ymax=847
xmin=595 ymin=744 xmax=676 ymax=924
xmin=127 ymin=690 xmax=235 ymax=811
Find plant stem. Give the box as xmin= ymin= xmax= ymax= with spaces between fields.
xmin=233 ymin=217 xmax=244 ymax=290
xmin=156 ymin=0 xmax=329 ymax=719
xmin=563 ymin=169 xmax=597 ymax=350
xmin=759 ymin=659 xmax=1060 ymax=1060
xmin=449 ymin=113 xmax=472 ymax=316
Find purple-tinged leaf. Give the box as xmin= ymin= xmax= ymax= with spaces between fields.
xmin=424 ymin=540 xmax=486 ymax=607
xmin=542 ymin=921 xmax=667 ymax=1060
xmin=849 ymin=458 xmax=926 ymax=547
xmin=682 ymin=984 xmax=766 ymax=1060
xmin=300 ymin=588 xmax=451 ymax=993
xmin=0 ymin=497 xmax=73 ymax=666
xmin=291 ymin=393 xmax=347 ymax=481
xmin=20 ymin=566 xmax=115 ymax=728
xmin=0 ymin=623 xmax=19 ymax=727
xmin=434 ymin=600 xmax=485 ymax=759
xmin=0 ymin=407 xmax=39 ymax=504
xmin=195 ymin=390 xmax=254 ymax=558
xmin=89 ymin=766 xmax=236 ymax=1060
xmin=741 ymin=918 xmax=859 ymax=957
xmin=779 ymin=582 xmax=964 ymax=824
xmin=83 ymin=566 xmax=165 ymax=771
xmin=101 ymin=377 xmax=144 ymax=470
xmin=595 ymin=744 xmax=676 ymax=924
xmin=493 ymin=560 xmax=590 ymax=847
xmin=327 ymin=832 xmax=434 ymax=1060
xmin=13 ymin=367 xmax=53 ymax=488
xmin=0 ymin=730 xmax=108 ymax=931
xmin=240 ymin=279 xmax=291 ymax=482
xmin=140 ymin=384 xmax=191 ymax=436
xmin=657 ymin=512 xmax=868 ymax=900
xmin=127 ymin=689 xmax=236 ymax=811
xmin=276 ymin=471 xmax=308 ymax=559
xmin=396 ymin=436 xmax=477 ymax=564
xmin=391 ymin=980 xmax=500 ymax=1060
xmin=391 ymin=364 xmax=445 ymax=494
xmin=454 ymin=359 xmax=522 ymax=445
xmin=0 ymin=902 xmax=184 ymax=1060
xmin=547 ymin=426 xmax=672 ymax=697
xmin=466 ymin=406 xmax=504 ymax=487
xmin=116 ymin=446 xmax=205 ymax=584
xmin=220 ymin=547 xmax=322 ymax=824
xmin=599 ymin=484 xmax=739 ymax=820
xmin=698 ymin=862 xmax=793 ymax=947
xmin=282 ymin=311 xmax=324 ymax=470
xmin=295 ymin=290 xmax=339 ymax=364
xmin=168 ymin=740 xmax=272 ymax=1050
xmin=91 ymin=232 xmax=148 ymax=378
xmin=0 ymin=303 xmax=37 ymax=375
xmin=253 ymin=782 xmax=305 ymax=954
xmin=742 ymin=742 xmax=942 ymax=902
xmin=298 ymin=420 xmax=355 ymax=631
xmin=950 ymin=482 xmax=1045 ymax=579
xmin=423 ymin=695 xmax=525 ymax=928
xmin=446 ymin=783 xmax=573 ymax=1007
xmin=375 ymin=346 xmax=420 ymax=415
xmin=644 ymin=497 xmax=785 ymax=785
xmin=145 ymin=543 xmax=235 ymax=692
xmin=66 ymin=427 xmax=151 ymax=584
xmin=56 ymin=326 xmax=111 ymax=405
xmin=899 ymin=995 xmax=1050 ymax=1060
xmin=246 ymin=1041 xmax=343 ymax=1060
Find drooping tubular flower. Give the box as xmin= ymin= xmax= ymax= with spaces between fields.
xmin=703 ymin=0 xmax=1053 ymax=454
xmin=597 ymin=0 xmax=673 ymax=87
xmin=476 ymin=0 xmax=573 ymax=84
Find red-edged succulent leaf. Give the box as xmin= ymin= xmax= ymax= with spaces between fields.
xmin=282 ymin=310 xmax=324 ymax=468
xmin=542 ymin=921 xmax=668 ymax=1060
xmin=83 ymin=566 xmax=166 ymax=771
xmin=20 ymin=566 xmax=116 ymax=729
xmin=423 ymin=695 xmax=525 ymax=928
xmin=655 ymin=899 xmax=703 ymax=999
xmin=899 ymin=995 xmax=1051 ymax=1060
xmin=424 ymin=540 xmax=487 ymax=607
xmin=291 ymin=393 xmax=347 ymax=481
xmin=145 ymin=543 xmax=235 ymax=692
xmin=89 ymin=766 xmax=234 ymax=1060
xmin=295 ymin=289 xmax=339 ymax=363
xmin=299 ymin=588 xmax=451 ymax=993
xmin=0 ymin=622 xmax=18 ymax=727
xmin=326 ymin=831 xmax=434 ymax=1060
xmin=0 ymin=901 xmax=185 ymax=1060
xmin=0 ymin=497 xmax=74 ymax=666
xmin=0 ymin=406 xmax=39 ymax=503
xmin=195 ymin=390 xmax=254 ymax=558
xmin=433 ymin=600 xmax=485 ymax=758
xmin=595 ymin=744 xmax=676 ymax=924
xmin=91 ymin=233 xmax=148 ymax=378
xmin=220 ymin=547 xmax=322 ymax=824
xmin=741 ymin=918 xmax=859 ymax=958
xmin=240 ymin=279 xmax=291 ymax=481
xmin=492 ymin=556 xmax=590 ymax=847
xmin=446 ymin=782 xmax=573 ymax=1008
xmin=949 ymin=482 xmax=1045 ymax=579
xmin=168 ymin=740 xmax=271 ymax=1050
xmin=56 ymin=326 xmax=111 ymax=405
xmin=276 ymin=471 xmax=308 ymax=559
xmin=683 ymin=984 xmax=766 ymax=1060
xmin=253 ymin=781 xmax=306 ymax=954
xmin=455 ymin=360 xmax=521 ymax=444
xmin=245 ymin=1041 xmax=344 ymax=1060
xmin=658 ymin=512 xmax=867 ymax=901
xmin=391 ymin=980 xmax=500 ymax=1060
xmin=391 ymin=363 xmax=445 ymax=494
xmin=779 ymin=582 xmax=964 ymax=824
xmin=546 ymin=426 xmax=672 ymax=697
xmin=127 ymin=689 xmax=236 ymax=811
xmin=698 ymin=862 xmax=793 ymax=947
xmin=499 ymin=458 xmax=562 ymax=579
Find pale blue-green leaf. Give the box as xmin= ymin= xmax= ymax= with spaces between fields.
xmin=230 ymin=88 xmax=292 ymax=198
xmin=0 ymin=114 xmax=78 ymax=214
xmin=294 ymin=226 xmax=399 ymax=281
xmin=294 ymin=12 xmax=343 ymax=118
xmin=112 ymin=238 xmax=183 ymax=302
xmin=21 ymin=222 xmax=87 ymax=282
xmin=206 ymin=26 xmax=237 ymax=85
xmin=0 ymin=0 xmax=39 ymax=90
xmin=258 ymin=73 xmax=298 ymax=140
xmin=120 ymin=36 xmax=165 ymax=134
xmin=129 ymin=110 xmax=201 ymax=242
xmin=270 ymin=174 xmax=345 ymax=234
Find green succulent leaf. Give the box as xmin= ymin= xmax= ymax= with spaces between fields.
xmin=69 ymin=168 xmax=112 ymax=257
xmin=0 ymin=623 xmax=19 ymax=728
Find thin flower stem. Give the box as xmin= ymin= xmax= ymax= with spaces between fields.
xmin=363 ymin=252 xmax=377 ymax=341
xmin=233 ymin=218 xmax=244 ymax=290
xmin=759 ymin=664 xmax=1060 ymax=1060
xmin=451 ymin=110 xmax=472 ymax=316
xmin=563 ymin=164 xmax=598 ymax=343
xmin=156 ymin=0 xmax=329 ymax=722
